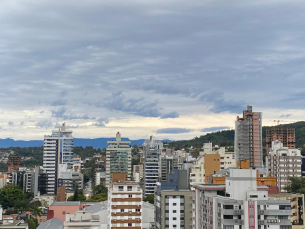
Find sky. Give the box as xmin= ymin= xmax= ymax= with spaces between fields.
xmin=1 ymin=0 xmax=305 ymax=141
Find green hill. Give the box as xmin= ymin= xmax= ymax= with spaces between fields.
xmin=168 ymin=121 xmax=305 ymax=150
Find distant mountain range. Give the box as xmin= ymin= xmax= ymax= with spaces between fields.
xmin=0 ymin=138 xmax=172 ymax=149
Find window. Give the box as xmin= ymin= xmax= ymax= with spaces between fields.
xmin=127 ymin=186 xmax=132 ymax=191
xmin=62 ymin=211 xmax=66 ymax=215
xmin=173 ymin=210 xmax=176 ymax=213
xmin=173 ymin=217 xmax=177 ymax=220
xmin=173 ymin=203 xmax=177 ymax=206
xmin=128 ymin=195 xmax=132 ymax=198
xmin=118 ymin=186 xmax=123 ymax=191
xmin=136 ymin=209 xmax=140 ymax=212
xmin=250 ymin=195 xmax=258 ymax=198
xmin=121 ymin=209 xmax=124 ymax=212
xmin=128 ymin=223 xmax=132 ymax=226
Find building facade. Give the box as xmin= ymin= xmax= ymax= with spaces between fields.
xmin=143 ymin=136 xmax=163 ymax=196
xmin=155 ymin=170 xmax=193 ymax=229
xmin=266 ymin=126 xmax=295 ymax=152
xmin=108 ymin=175 xmax=142 ymax=229
xmin=235 ymin=105 xmax=263 ymax=168
xmin=268 ymin=140 xmax=302 ymax=192
xmin=42 ymin=123 xmax=73 ymax=195
xmin=105 ymin=132 xmax=132 ymax=186
xmin=194 ymin=169 xmax=292 ymax=229
xmin=159 ymin=155 xmax=178 ymax=183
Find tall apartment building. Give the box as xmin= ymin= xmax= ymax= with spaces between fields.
xmin=193 ymin=169 xmax=292 ymax=229
xmin=23 ymin=168 xmax=36 ymax=193
xmin=143 ymin=136 xmax=163 ymax=196
xmin=268 ymin=140 xmax=302 ymax=192
xmin=266 ymin=126 xmax=296 ymax=152
xmin=159 ymin=155 xmax=178 ymax=182
xmin=108 ymin=173 xmax=142 ymax=229
xmin=42 ymin=123 xmax=73 ymax=195
xmin=190 ymin=143 xmax=235 ymax=186
xmin=235 ymin=105 xmax=263 ymax=168
xmin=57 ymin=164 xmax=83 ymax=192
xmin=105 ymin=132 xmax=132 ymax=186
xmin=155 ymin=169 xmax=193 ymax=229
xmin=133 ymin=164 xmax=143 ymax=183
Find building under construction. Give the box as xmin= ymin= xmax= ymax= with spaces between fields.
xmin=266 ymin=126 xmax=295 ymax=152
xmin=7 ymin=156 xmax=21 ymax=173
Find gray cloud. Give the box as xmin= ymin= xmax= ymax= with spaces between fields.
xmin=201 ymin=126 xmax=230 ymax=132
xmin=102 ymin=92 xmax=162 ymax=117
xmin=51 ymin=107 xmax=92 ymax=120
xmin=92 ymin=117 xmax=109 ymax=127
xmin=8 ymin=121 xmax=14 ymax=127
xmin=0 ymin=0 xmax=305 ymax=139
xmin=50 ymin=99 xmax=67 ymax=106
xmin=279 ymin=114 xmax=292 ymax=118
xmin=156 ymin=128 xmax=193 ymax=134
xmin=36 ymin=120 xmax=53 ymax=128
xmin=160 ymin=111 xmax=179 ymax=119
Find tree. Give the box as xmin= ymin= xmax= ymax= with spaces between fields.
xmin=0 ymin=184 xmax=26 ymax=209
xmin=285 ymin=177 xmax=305 ymax=225
xmin=67 ymin=186 xmax=86 ymax=202
xmin=26 ymin=215 xmax=38 ymax=229
xmin=143 ymin=194 xmax=154 ymax=204
xmin=94 ymin=184 xmax=107 ymax=194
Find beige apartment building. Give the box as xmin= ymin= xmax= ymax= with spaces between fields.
xmin=108 ymin=173 xmax=142 ymax=229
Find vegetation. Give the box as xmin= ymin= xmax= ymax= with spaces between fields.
xmin=87 ymin=184 xmax=108 ymax=202
xmin=143 ymin=194 xmax=154 ymax=204
xmin=167 ymin=122 xmax=305 ymax=155
xmin=67 ymin=186 xmax=86 ymax=202
xmin=285 ymin=177 xmax=305 ymax=225
xmin=73 ymin=146 xmax=105 ymax=159
xmin=0 ymin=184 xmax=27 ymax=209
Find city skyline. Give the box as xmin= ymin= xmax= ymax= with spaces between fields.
xmin=1 ymin=0 xmax=305 ymax=141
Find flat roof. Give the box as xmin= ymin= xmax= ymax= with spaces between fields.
xmin=51 ymin=201 xmax=80 ymax=206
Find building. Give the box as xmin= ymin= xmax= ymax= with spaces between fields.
xmin=133 ymin=164 xmax=143 ymax=183
xmin=0 ymin=174 xmax=7 ymax=189
xmin=7 ymin=156 xmax=21 ymax=173
xmin=159 ymin=155 xmax=178 ymax=183
xmin=95 ymin=171 xmax=106 ymax=186
xmin=47 ymin=201 xmax=90 ymax=221
xmin=143 ymin=136 xmax=163 ymax=196
xmin=57 ymin=164 xmax=83 ymax=192
xmin=37 ymin=218 xmax=64 ymax=229
xmin=269 ymin=193 xmax=305 ymax=228
xmin=63 ymin=210 xmax=100 ymax=229
xmin=43 ymin=123 xmax=74 ymax=195
xmin=105 ymin=132 xmax=132 ymax=186
xmin=266 ymin=126 xmax=295 ymax=152
xmin=108 ymin=173 xmax=142 ymax=229
xmin=7 ymin=170 xmax=19 ymax=185
xmin=268 ymin=140 xmax=302 ymax=192
xmin=193 ymin=169 xmax=292 ymax=229
xmin=23 ymin=168 xmax=36 ymax=193
xmin=210 ymin=167 xmax=277 ymax=193
xmin=155 ymin=169 xmax=193 ymax=229
xmin=190 ymin=143 xmax=236 ymax=186
xmin=235 ymin=105 xmax=263 ymax=168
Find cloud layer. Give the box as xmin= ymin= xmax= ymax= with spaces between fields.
xmin=0 ymin=0 xmax=304 ymax=140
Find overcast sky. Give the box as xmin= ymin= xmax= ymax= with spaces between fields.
xmin=1 ymin=0 xmax=305 ymax=140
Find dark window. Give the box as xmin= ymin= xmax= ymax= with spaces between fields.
xmin=173 ymin=217 xmax=177 ymax=220
xmin=173 ymin=210 xmax=176 ymax=213
xmin=173 ymin=203 xmax=177 ymax=206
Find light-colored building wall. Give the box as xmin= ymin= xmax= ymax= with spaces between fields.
xmin=108 ymin=181 xmax=142 ymax=229
xmin=268 ymin=140 xmax=302 ymax=192
xmin=63 ymin=210 xmax=101 ymax=229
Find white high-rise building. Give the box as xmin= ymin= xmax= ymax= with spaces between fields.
xmin=105 ymin=132 xmax=132 ymax=186
xmin=143 ymin=136 xmax=163 ymax=196
xmin=43 ymin=123 xmax=73 ymax=195
xmin=268 ymin=140 xmax=302 ymax=192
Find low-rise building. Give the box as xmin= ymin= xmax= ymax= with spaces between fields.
xmin=63 ymin=210 xmax=100 ymax=229
xmin=193 ymin=169 xmax=292 ymax=229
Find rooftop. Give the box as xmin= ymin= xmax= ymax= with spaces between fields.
xmin=51 ymin=201 xmax=80 ymax=206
